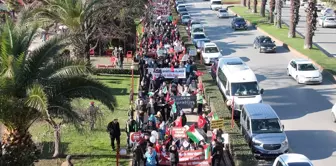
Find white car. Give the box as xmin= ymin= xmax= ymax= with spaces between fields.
xmin=287 ymin=59 xmax=322 ymax=84
xmin=201 ymin=42 xmax=222 ymax=64
xmin=332 ymin=103 xmax=336 ymax=122
xmin=217 ymin=9 xmax=229 ymax=18
xmin=319 ymin=16 xmax=336 ymax=28
xmin=273 ymin=153 xmax=313 ymax=166
xmin=210 ymin=0 xmax=222 ymax=11
xmin=321 ymin=8 xmax=334 ymax=16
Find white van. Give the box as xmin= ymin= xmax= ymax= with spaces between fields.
xmin=216 ymin=57 xmax=264 ymax=115
xmin=210 ymin=0 xmax=222 ymax=10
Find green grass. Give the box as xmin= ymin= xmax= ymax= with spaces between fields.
xmin=30 ymin=75 xmax=139 ymax=166
xmin=230 ymin=6 xmax=336 ymax=76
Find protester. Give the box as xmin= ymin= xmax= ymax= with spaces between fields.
xmin=181 ymin=111 xmax=187 ymax=127
xmin=211 ymin=140 xmax=224 ymax=166
xmin=132 ymin=143 xmax=144 ymax=166
xmin=196 ymin=89 xmax=204 ymax=115
xmin=144 ymin=146 xmax=159 ymax=166
xmin=126 ymin=116 xmax=139 ymax=149
xmin=107 ymin=119 xmax=121 ymax=151
xmin=169 ymin=143 xmax=179 ymax=166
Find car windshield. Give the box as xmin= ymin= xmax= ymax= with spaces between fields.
xmin=298 ymin=63 xmax=317 ymax=71
xmin=212 ymin=1 xmax=221 ymax=4
xmin=231 ymin=82 xmax=259 ymax=96
xmin=235 ymin=18 xmax=245 ymax=23
xmin=193 ymin=34 xmax=206 ymax=39
xmin=181 ymin=12 xmax=188 ymax=15
xmin=204 ymin=40 xmax=211 ymax=43
xmin=327 ymin=18 xmax=335 ymax=21
xmin=287 ymin=163 xmax=312 ymax=166
xmin=183 ymin=16 xmax=190 ymax=19
xmin=252 ymin=118 xmax=282 ymax=134
xmin=220 ymin=9 xmax=227 ymax=12
xmin=205 ymin=47 xmax=219 ymax=53
xmin=193 ymin=28 xmax=203 ymax=32
xmin=261 ymin=38 xmax=273 ymax=43
xmin=179 ymin=8 xmax=187 ymax=11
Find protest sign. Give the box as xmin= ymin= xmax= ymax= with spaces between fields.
xmin=171 ymin=96 xmax=196 ymax=109
xmin=147 ymin=68 xmax=186 ymax=78
xmin=158 ymin=149 xmax=211 ymax=166
xmin=171 ymin=127 xmax=187 ymax=138
xmin=210 ymin=119 xmax=224 ymax=129
xmin=130 ymin=132 xmax=144 ymax=143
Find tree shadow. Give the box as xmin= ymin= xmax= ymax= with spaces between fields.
xmin=38 ymin=141 xmax=70 ymax=159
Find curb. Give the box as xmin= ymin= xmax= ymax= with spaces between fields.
xmin=228 ymin=7 xmax=336 ymax=84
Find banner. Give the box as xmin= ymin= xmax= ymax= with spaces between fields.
xmin=129 ymin=132 xmax=145 ymax=143
xmin=148 ymin=68 xmax=186 ymax=78
xmin=171 ymin=96 xmax=196 ymax=108
xmin=171 ymin=127 xmax=187 ymax=138
xmin=210 ymin=119 xmax=224 ymax=129
xmin=158 ymin=149 xmax=211 ymax=166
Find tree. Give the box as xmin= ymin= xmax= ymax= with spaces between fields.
xmin=247 ymin=0 xmax=251 ymax=9
xmin=241 ymin=0 xmax=247 ymax=6
xmin=275 ymin=0 xmax=283 ymax=28
xmin=253 ymin=0 xmax=258 ymax=13
xmin=288 ymin=0 xmax=300 ymax=37
xmin=260 ymin=0 xmax=267 ymax=17
xmin=0 ymin=13 xmax=116 ymax=163
xmin=304 ymin=0 xmax=318 ymax=49
xmin=269 ymin=0 xmax=276 ymax=23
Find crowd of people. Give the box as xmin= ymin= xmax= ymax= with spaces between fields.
xmin=105 ymin=0 xmax=227 ymax=165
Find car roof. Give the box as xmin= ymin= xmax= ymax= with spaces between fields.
xmin=244 ymin=104 xmax=278 ymax=120
xmin=182 ymin=14 xmax=190 ymax=17
xmin=292 ymin=59 xmax=313 ymax=64
xmin=218 ymin=57 xmax=257 ymax=83
xmin=279 ymin=153 xmax=313 ymax=165
xmin=193 ymin=32 xmax=206 ymax=35
xmin=192 ymin=24 xmax=203 ymax=28
xmin=204 ymin=42 xmax=217 ymax=47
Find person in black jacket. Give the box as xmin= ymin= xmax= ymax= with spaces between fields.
xmin=107 ymin=119 xmax=121 ymax=151
xmin=181 ymin=111 xmax=187 ymax=127
xmin=169 ymin=143 xmax=179 ymax=166
xmin=132 ymin=143 xmax=144 ymax=166
xmin=211 ymin=140 xmax=224 ymax=166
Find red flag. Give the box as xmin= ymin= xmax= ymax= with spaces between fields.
xmin=155 ymin=141 xmax=161 ymax=152
xmin=170 ymin=65 xmax=174 ymax=72
xmin=198 ymin=115 xmax=206 ymax=128
xmin=196 ymin=70 xmax=204 ymax=76
xmin=211 ymin=132 xmax=216 ymax=141
xmin=188 ymin=124 xmax=196 ymax=132
xmin=173 ymin=54 xmax=177 ymax=61
xmin=175 ymin=117 xmax=182 ymax=127
xmin=168 ymin=100 xmax=174 ymax=105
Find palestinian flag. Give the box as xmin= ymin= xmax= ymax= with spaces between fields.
xmin=203 ymin=144 xmax=211 ymax=160
xmin=208 ymin=111 xmax=219 ymax=120
xmin=186 ymin=124 xmax=204 ymax=144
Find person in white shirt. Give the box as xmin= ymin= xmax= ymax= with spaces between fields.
xmin=181 ymin=85 xmax=191 ymax=96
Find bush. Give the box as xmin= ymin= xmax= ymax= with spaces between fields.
xmin=93 ymin=68 xmax=139 ymax=75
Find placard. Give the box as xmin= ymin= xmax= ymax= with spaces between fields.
xmin=147 ymin=68 xmax=186 ymax=78
xmin=210 ymin=119 xmax=224 ymax=129
xmin=171 ymin=96 xmax=196 ymax=109
xmin=130 ymin=132 xmax=145 ymax=143
xmin=171 ymin=127 xmax=187 ymax=138
xmin=158 ymin=149 xmax=211 ymax=166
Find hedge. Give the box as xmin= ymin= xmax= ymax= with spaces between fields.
xmin=170 ymin=3 xmax=258 ymax=166
xmin=93 ymin=68 xmax=139 ymax=75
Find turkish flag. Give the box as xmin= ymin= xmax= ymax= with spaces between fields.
xmin=196 ymin=70 xmax=204 ymax=76
xmin=198 ymin=115 xmax=206 ymax=128
xmin=174 ymin=117 xmax=182 ymax=127
xmin=188 ymin=124 xmax=196 ymax=132
xmin=155 ymin=141 xmax=161 ymax=152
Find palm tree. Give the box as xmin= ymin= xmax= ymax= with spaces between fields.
xmin=252 ymin=0 xmax=258 ymax=13
xmin=260 ymin=0 xmax=267 ymax=17
xmin=247 ymin=0 xmax=251 ymax=9
xmin=0 ymin=14 xmax=115 ymax=164
xmin=275 ymin=0 xmax=283 ymax=28
xmin=269 ymin=0 xmax=276 ymax=23
xmin=304 ymin=0 xmax=318 ymax=49
xmin=288 ymin=0 xmax=300 ymax=37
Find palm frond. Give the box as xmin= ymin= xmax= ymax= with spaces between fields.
xmin=25 ymin=84 xmax=49 ymax=117
xmin=47 ymin=76 xmax=116 ymax=111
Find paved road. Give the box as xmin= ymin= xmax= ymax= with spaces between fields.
xmin=267 ymin=4 xmax=336 ymax=57
xmin=185 ymin=0 xmax=336 ymax=165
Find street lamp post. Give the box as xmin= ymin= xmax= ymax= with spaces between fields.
xmin=130 ymin=64 xmax=134 ymax=104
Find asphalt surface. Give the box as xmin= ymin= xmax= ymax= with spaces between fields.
xmin=266 ymin=3 xmax=336 ymax=57
xmin=184 ymin=0 xmax=336 ymax=165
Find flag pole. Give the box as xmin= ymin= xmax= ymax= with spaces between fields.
xmin=231 ymin=98 xmax=235 ymax=129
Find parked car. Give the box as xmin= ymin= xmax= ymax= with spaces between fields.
xmin=177 ymin=6 xmax=187 ymax=13
xmin=273 ymin=153 xmax=313 ymax=166
xmin=175 ymin=0 xmax=184 ymax=5
xmin=253 ymin=36 xmax=277 ymax=53
xmin=332 ymin=103 xmax=336 ymax=122
xmin=181 ymin=15 xmax=191 ymax=25
xmin=210 ymin=0 xmax=222 ymax=10
xmin=190 ymin=24 xmax=205 ymax=36
xmin=316 ymin=3 xmax=324 ymax=11
xmin=191 ymin=32 xmax=207 ymax=45
xmin=217 ymin=8 xmax=229 ymax=18
xmin=201 ymin=42 xmax=222 ymax=64
xmin=231 ymin=17 xmax=248 ymax=30
xmin=287 ymin=59 xmax=323 ymax=84
xmin=321 ymin=8 xmax=334 ymax=16
xmin=176 ymin=4 xmax=186 ymax=11
xmin=319 ymin=16 xmax=336 ymax=28
xmin=179 ymin=11 xmax=189 ymax=17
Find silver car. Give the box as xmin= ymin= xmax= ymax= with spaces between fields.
xmin=320 ymin=17 xmax=336 ymax=28
xmin=217 ymin=9 xmax=229 ymax=18
xmin=181 ymin=15 xmax=191 ymax=25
